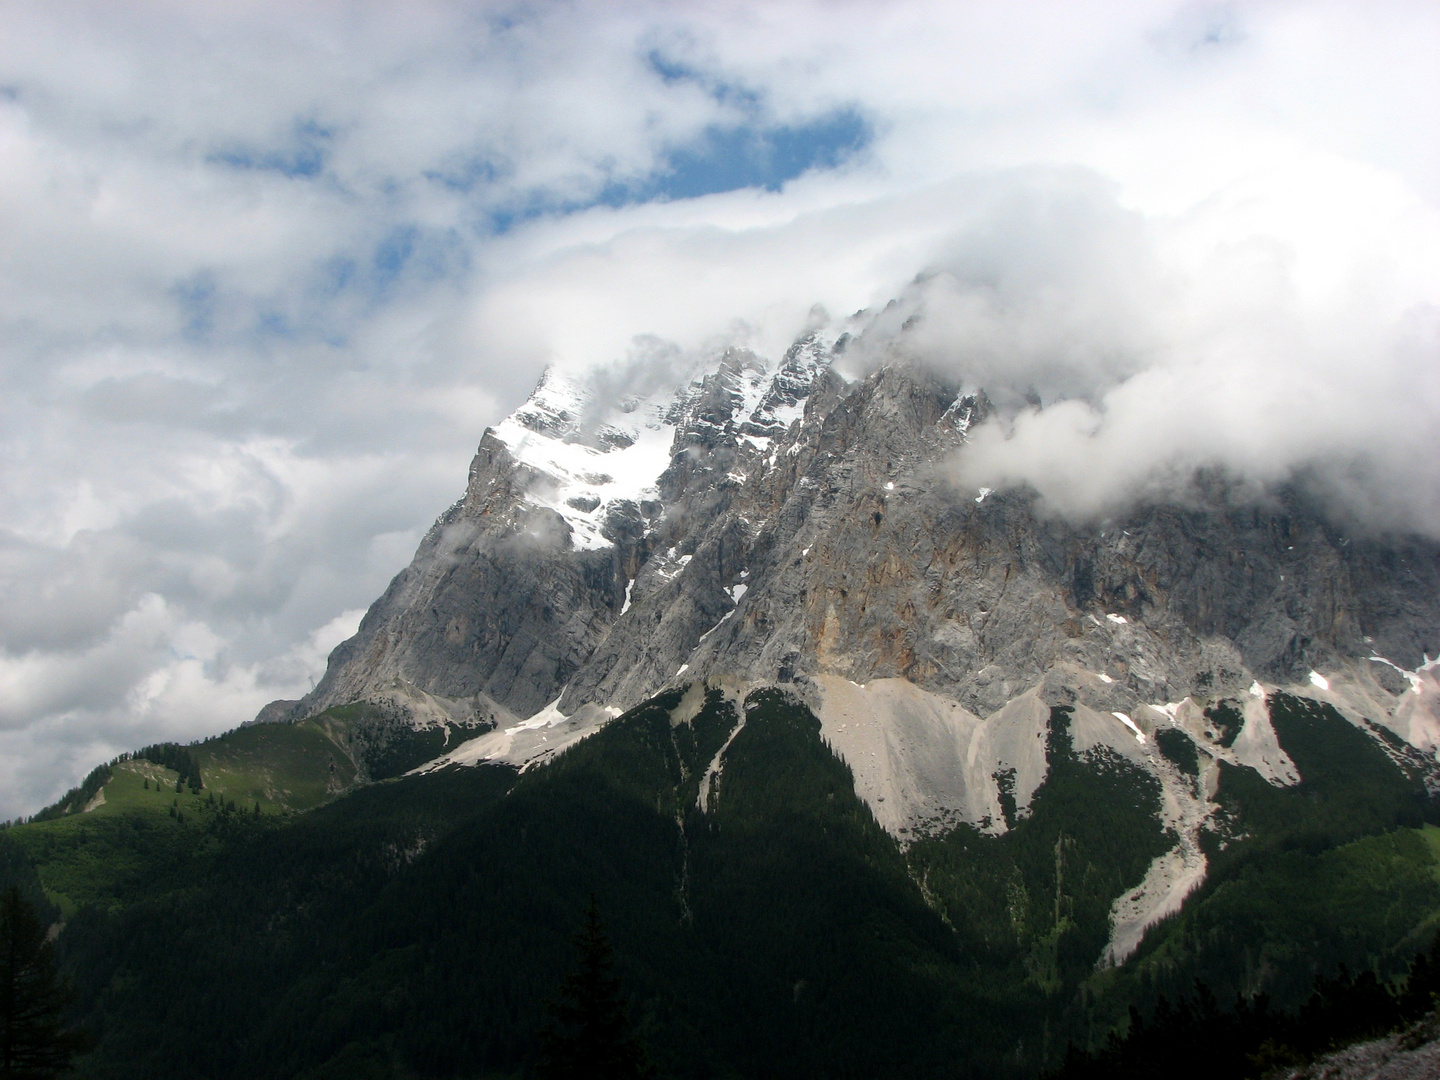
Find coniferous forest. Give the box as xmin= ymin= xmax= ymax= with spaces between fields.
xmin=1 ymin=687 xmax=1437 ymax=1078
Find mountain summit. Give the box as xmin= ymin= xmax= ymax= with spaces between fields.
xmin=12 ymin=315 xmax=1440 ymax=1080
xmin=262 ymin=316 xmax=1440 ymax=964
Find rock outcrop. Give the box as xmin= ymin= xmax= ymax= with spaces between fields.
xmin=281 ymin=314 xmax=1440 ymax=742
xmin=268 ymin=322 xmax=1440 ymax=849
xmin=257 ymin=313 xmax=1440 ymax=964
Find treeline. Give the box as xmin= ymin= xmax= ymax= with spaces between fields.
xmin=23 ymin=687 xmax=1440 ymax=1079
xmin=1053 ymin=935 xmax=1440 ymax=1079
xmin=12 ymin=742 xmax=204 ymax=827
xmin=168 ymin=789 xmax=258 ymax=825
xmin=135 ymin=743 xmax=203 ymax=792
xmin=51 ymin=692 xmax=1018 ymax=1080
xmin=29 ymin=763 xmax=114 ymax=822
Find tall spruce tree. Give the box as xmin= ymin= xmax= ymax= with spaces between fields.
xmin=1 ymin=887 xmax=88 ymax=1078
xmin=535 ymin=898 xmax=655 ymax=1080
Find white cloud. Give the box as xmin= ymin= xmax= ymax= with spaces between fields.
xmin=923 ymin=159 xmax=1440 ymax=532
xmin=2 ymin=0 xmax=1439 ymax=816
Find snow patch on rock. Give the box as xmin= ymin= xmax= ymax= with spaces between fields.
xmin=491 ymin=373 xmax=675 ymax=552
xmin=1293 ymin=658 xmax=1440 ymax=759
xmin=488 ymin=338 xmax=836 ymax=553
xmin=1112 ymin=712 xmax=1147 ymax=744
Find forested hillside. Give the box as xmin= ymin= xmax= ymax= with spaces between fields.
xmin=3 ymin=685 xmax=1437 ymax=1078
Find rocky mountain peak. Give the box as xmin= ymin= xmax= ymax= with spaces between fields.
xmin=293 ymin=324 xmax=1440 ymax=727
xmin=268 ymin=319 xmax=1440 ymax=961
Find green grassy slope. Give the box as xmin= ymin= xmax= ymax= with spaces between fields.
xmin=193 ymin=716 xmax=358 ymax=811
xmin=7 ymin=759 xmax=270 ymax=916
xmin=5 ymin=702 xmax=497 ymax=927
xmin=2 ymin=686 xmax=1438 ymax=1078
xmin=5 ymin=714 xmax=362 ymax=916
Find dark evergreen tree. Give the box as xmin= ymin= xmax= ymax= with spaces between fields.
xmin=135 ymin=743 xmax=202 ymax=791
xmin=1050 ymin=936 xmax=1440 ymax=1080
xmin=0 ymin=887 xmax=88 ymax=1078
xmin=29 ymin=766 xmax=112 ymax=822
xmin=535 ymin=899 xmax=654 ymax=1080
xmin=1397 ymin=931 xmax=1440 ymax=1020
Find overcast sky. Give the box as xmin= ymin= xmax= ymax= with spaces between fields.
xmin=3 ymin=1 xmax=1438 ymax=817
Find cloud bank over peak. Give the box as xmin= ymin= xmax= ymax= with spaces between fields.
xmin=880 ymin=164 xmax=1440 ymax=533
xmin=1 ymin=1 xmax=1438 ymax=816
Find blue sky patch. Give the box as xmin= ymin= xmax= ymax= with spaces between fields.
xmin=372 ymin=227 xmax=418 ymax=287
xmin=651 ymin=109 xmax=870 ymax=199
xmin=645 ymin=49 xmax=761 ymax=112
xmin=485 ymin=106 xmax=870 ymax=234
xmin=172 ymin=271 xmax=219 ymax=341
xmin=209 ymin=118 xmax=332 ymax=179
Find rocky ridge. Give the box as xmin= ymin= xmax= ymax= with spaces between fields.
xmin=264 ymin=318 xmax=1440 ymax=964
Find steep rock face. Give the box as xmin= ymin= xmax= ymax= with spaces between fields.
xmin=278 ymin=326 xmax=1440 ymax=814
xmin=295 ymin=335 xmax=844 ymax=722
xmin=264 ymin=320 xmax=1440 ymax=967
xmin=640 ymin=355 xmax=1440 ymax=720
xmin=303 ymin=433 xmax=631 ymax=720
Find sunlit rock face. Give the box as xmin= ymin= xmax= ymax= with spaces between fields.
xmin=262 ymin=315 xmax=1440 ymax=961
xmin=297 ymin=323 xmax=1436 ymax=711
xmin=272 ymin=321 xmax=1437 ymax=877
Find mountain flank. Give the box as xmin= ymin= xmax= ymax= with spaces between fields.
xmin=5 ymin=312 xmax=1440 ymax=1077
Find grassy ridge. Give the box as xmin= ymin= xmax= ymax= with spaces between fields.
xmin=194 ymin=717 xmax=357 ymax=811
xmin=5 ymin=713 xmax=362 ymax=917
xmin=6 ymin=759 xmax=270 ymax=916
xmin=5 ymin=702 xmax=493 ymax=916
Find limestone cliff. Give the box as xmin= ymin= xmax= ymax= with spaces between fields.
xmin=261 ymin=315 xmax=1440 ymax=962
xmin=287 ymin=324 xmax=1440 ymax=724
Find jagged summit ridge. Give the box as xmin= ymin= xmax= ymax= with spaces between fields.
xmin=284 ymin=316 xmax=1440 ymax=755
xmin=268 ymin=316 xmax=1440 ymax=963
xmin=482 ymin=336 xmax=838 ymax=552
xmin=288 ymin=330 xmax=842 ymax=721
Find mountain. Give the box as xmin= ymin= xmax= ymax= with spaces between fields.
xmin=272 ymin=314 xmax=1440 ymax=955
xmin=6 ymin=315 xmax=1440 ymax=1079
